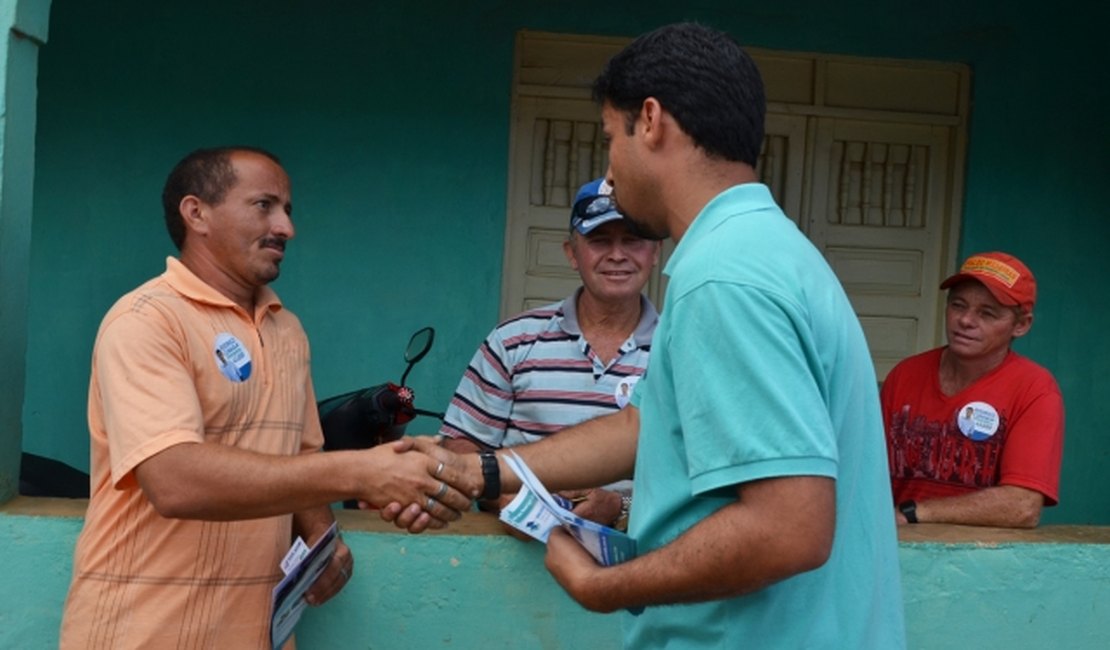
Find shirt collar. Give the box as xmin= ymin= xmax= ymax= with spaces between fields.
xmin=163 ymin=256 xmax=283 ymax=318
xmin=663 ymin=182 xmax=775 ymax=278
xmin=559 ymin=287 xmax=658 ymax=347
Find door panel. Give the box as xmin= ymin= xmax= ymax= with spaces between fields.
xmin=501 ymin=97 xmax=611 ymax=316
xmin=759 ymin=113 xmax=808 ymax=226
xmin=808 ymin=118 xmax=953 ymax=378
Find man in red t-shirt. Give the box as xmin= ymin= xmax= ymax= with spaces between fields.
xmin=882 ymin=252 xmax=1064 ymax=528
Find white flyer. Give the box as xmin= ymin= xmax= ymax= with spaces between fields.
xmin=500 ymin=451 xmax=637 ymax=566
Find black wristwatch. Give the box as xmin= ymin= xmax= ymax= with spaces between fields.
xmin=478 ymin=451 xmax=501 ymax=501
xmin=898 ymin=500 xmax=919 ymax=524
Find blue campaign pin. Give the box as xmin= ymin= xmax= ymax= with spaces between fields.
xmin=214 ymin=333 xmax=253 ymax=382
xmin=955 ymin=401 xmax=1000 ymax=441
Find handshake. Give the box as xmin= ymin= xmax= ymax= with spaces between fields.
xmin=353 ymin=435 xmax=496 ymax=534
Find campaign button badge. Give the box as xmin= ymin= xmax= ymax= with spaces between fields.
xmin=214 ymin=333 xmax=252 ymax=382
xmin=956 ymin=401 xmax=999 ymax=441
xmin=615 ymin=376 xmax=640 ymax=408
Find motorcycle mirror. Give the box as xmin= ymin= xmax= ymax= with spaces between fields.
xmin=399 ymin=327 xmax=435 ymax=386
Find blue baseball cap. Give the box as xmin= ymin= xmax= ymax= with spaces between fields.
xmin=570 ymin=178 xmax=626 ymax=235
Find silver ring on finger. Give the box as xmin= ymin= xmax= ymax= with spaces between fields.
xmin=339 ymin=566 xmax=350 ymax=580
xmin=435 ymin=481 xmax=449 ymax=499
xmin=425 ymin=497 xmax=436 ymax=511
xmin=434 ymin=461 xmax=445 ymax=478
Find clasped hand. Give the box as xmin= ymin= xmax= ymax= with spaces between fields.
xmin=359 ymin=437 xmax=480 ymax=533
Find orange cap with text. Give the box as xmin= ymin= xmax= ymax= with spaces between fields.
xmin=940 ymin=251 xmax=1036 ymax=312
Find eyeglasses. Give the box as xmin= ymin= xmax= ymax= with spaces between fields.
xmin=571 ymin=194 xmax=620 ymax=230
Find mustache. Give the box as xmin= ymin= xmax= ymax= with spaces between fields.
xmin=260 ymin=237 xmax=287 ymax=251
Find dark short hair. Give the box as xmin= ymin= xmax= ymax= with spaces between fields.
xmin=161 ymin=146 xmax=281 ymax=250
xmin=592 ymin=22 xmax=766 ymax=166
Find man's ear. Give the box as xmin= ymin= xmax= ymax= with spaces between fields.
xmin=639 ymin=98 xmax=666 ymax=149
xmin=179 ymin=195 xmax=209 ymax=237
xmin=563 ymin=237 xmax=580 ymax=271
xmin=1012 ymin=310 xmax=1033 ymax=339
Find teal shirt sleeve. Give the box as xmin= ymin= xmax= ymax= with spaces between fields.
xmin=669 ymin=280 xmax=839 ymax=495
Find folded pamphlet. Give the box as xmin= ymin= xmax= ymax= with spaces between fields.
xmin=271 ymin=521 xmax=338 ymax=648
xmin=500 ymin=452 xmax=637 ymax=566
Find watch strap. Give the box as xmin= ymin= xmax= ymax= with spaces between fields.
xmin=898 ymin=500 xmax=919 ymax=524
xmin=478 ymin=451 xmax=501 ymax=501
xmin=614 ymin=495 xmax=632 ymax=532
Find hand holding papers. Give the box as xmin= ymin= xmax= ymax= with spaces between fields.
xmin=271 ymin=522 xmax=338 ymax=649
xmin=499 ymin=452 xmax=636 ymax=566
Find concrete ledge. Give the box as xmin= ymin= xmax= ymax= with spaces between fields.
xmin=3 ymin=497 xmax=1109 ymax=648
xmin=6 ymin=496 xmax=1108 ymax=544
xmin=896 ymin=521 xmax=1110 ymax=544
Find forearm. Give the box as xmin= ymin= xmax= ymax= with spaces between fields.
xmin=391 ymin=411 xmax=637 ymax=531
xmin=597 ymin=513 xmax=764 ymax=609
xmin=911 ymin=485 xmax=1044 ymax=528
xmin=441 ymin=436 xmax=488 ymax=454
xmin=136 ymin=435 xmax=484 ymax=523
xmin=553 ymin=476 xmax=835 ymax=612
xmin=293 ymin=505 xmax=339 ymax=544
xmin=503 ymin=407 xmax=639 ymax=494
xmin=136 ymin=442 xmax=369 ymax=520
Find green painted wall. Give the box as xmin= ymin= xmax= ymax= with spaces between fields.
xmin=20 ymin=1 xmax=1109 ymax=523
xmin=3 ymin=512 xmax=1108 ymax=649
xmin=1 ymin=0 xmax=50 ymax=499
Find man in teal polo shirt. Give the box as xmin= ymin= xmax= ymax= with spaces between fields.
xmin=390 ymin=22 xmax=905 ymax=649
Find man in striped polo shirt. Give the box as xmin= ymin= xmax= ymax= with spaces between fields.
xmin=440 ymin=178 xmax=660 ymax=527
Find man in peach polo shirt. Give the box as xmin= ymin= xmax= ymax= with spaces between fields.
xmin=883 ymin=252 xmax=1065 ymax=528
xmin=60 ymin=147 xmax=478 ymax=649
